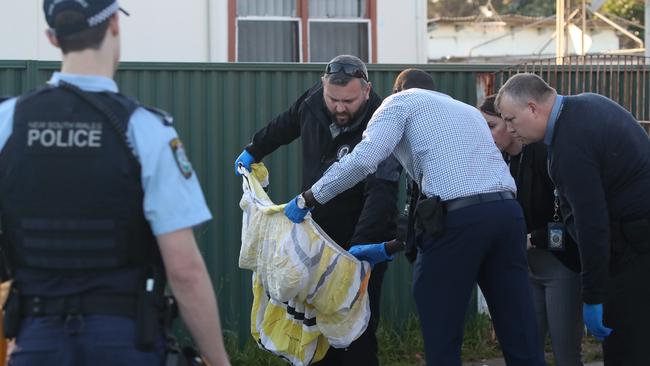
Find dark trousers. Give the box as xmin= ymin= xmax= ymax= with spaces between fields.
xmin=9 ymin=315 xmax=165 ymax=366
xmin=313 ymin=261 xmax=387 ymax=366
xmin=603 ymin=252 xmax=650 ymax=366
xmin=412 ymin=199 xmax=545 ymax=366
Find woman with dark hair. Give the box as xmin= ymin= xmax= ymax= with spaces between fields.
xmin=479 ymin=95 xmax=584 ymax=366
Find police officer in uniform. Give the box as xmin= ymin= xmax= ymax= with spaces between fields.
xmin=0 ymin=1 xmax=230 ymax=365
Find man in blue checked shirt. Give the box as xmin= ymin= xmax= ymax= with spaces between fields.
xmin=0 ymin=1 xmax=230 ymax=365
xmin=284 ymin=69 xmax=546 ymax=366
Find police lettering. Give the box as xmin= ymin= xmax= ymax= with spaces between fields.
xmin=26 ymin=121 xmax=102 ymax=148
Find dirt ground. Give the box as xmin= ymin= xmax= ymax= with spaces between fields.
xmin=463 ymin=337 xmax=604 ymax=366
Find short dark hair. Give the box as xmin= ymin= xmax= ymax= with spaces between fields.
xmin=495 ymin=73 xmax=555 ymax=112
xmin=322 ymin=55 xmax=369 ymax=88
xmin=54 ymin=11 xmax=111 ymax=54
xmin=392 ymin=69 xmax=435 ymax=93
xmin=478 ymin=94 xmax=499 ymax=117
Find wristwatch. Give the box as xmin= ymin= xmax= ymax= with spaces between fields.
xmin=296 ymin=194 xmax=308 ymax=209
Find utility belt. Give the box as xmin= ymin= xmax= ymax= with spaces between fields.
xmin=2 ymin=288 xmax=205 ymax=365
xmin=20 ymin=293 xmax=137 ymax=318
xmin=3 ymin=289 xmax=161 ymax=345
xmin=415 ymin=191 xmax=515 ymax=240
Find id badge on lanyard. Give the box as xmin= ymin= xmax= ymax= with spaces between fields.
xmin=547 ymin=189 xmax=566 ymax=251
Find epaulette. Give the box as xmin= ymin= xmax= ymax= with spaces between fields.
xmin=142 ymin=105 xmax=174 ymax=126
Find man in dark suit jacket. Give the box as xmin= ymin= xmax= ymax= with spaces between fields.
xmin=496 ymin=73 xmax=650 ymax=366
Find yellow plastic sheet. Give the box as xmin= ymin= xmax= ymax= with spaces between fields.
xmin=239 ymin=164 xmax=371 ymax=366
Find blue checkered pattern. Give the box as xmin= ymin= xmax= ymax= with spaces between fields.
xmin=312 ymin=89 xmax=516 ymax=203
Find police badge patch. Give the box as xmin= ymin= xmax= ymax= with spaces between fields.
xmin=169 ymin=138 xmax=193 ymax=179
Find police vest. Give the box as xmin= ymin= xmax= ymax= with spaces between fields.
xmin=0 ymin=84 xmax=159 ymax=273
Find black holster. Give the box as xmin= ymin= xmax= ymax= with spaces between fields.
xmin=401 ymin=180 xmax=420 ymax=263
xmin=415 ymin=195 xmax=446 ymax=239
xmin=135 ymin=289 xmax=160 ymax=350
xmin=0 ymin=213 xmax=14 ymax=282
xmin=3 ymin=285 xmax=22 ymax=339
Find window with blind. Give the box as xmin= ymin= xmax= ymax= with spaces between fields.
xmin=235 ymin=0 xmax=371 ymax=62
xmin=236 ymin=0 xmax=300 ymax=62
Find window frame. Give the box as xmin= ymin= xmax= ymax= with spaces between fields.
xmin=229 ymin=0 xmax=376 ymax=63
xmin=306 ymin=18 xmax=371 ymax=62
xmin=236 ymin=16 xmax=303 ymax=62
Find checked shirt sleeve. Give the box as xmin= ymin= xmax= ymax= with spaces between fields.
xmin=311 ymin=95 xmax=408 ymax=204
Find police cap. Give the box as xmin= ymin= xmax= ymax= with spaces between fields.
xmin=43 ymin=0 xmax=129 ymax=36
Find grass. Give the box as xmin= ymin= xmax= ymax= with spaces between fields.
xmin=223 ymin=313 xmax=503 ymax=366
xmin=375 ymin=315 xmax=427 ymax=365
xmin=224 ymin=331 xmax=286 ymax=366
xmin=582 ymin=336 xmax=604 ymax=363
xmin=222 ymin=314 xmax=605 ymax=365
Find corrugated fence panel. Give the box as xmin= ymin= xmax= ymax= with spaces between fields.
xmin=0 ymin=61 xmax=504 ymax=341
xmin=0 ymin=62 xmax=29 ymax=97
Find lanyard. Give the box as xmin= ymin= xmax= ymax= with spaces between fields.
xmin=553 ymin=189 xmax=561 ymax=222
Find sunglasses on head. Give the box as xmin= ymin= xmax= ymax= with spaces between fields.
xmin=325 ymin=62 xmax=368 ymax=81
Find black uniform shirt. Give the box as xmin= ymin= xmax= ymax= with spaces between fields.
xmin=245 ymin=81 xmax=401 ymax=247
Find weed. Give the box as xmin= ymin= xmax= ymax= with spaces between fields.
xmin=224 ymin=313 xmax=503 ymax=366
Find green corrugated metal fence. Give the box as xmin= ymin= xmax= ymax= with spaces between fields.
xmin=0 ymin=61 xmax=506 ymax=342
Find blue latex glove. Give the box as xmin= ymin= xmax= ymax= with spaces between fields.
xmin=583 ymin=303 xmax=612 ymax=341
xmin=234 ymin=149 xmax=255 ymax=176
xmin=348 ymin=243 xmax=393 ymax=266
xmin=284 ymin=195 xmax=312 ymax=223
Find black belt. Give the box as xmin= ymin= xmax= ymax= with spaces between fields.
xmin=21 ymin=294 xmax=137 ymax=318
xmin=444 ymin=191 xmax=515 ymax=212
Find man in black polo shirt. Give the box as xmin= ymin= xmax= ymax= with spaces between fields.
xmin=496 ymin=73 xmax=650 ymax=366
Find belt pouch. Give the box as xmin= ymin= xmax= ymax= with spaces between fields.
xmin=135 ymin=289 xmax=157 ymax=350
xmin=415 ymin=195 xmax=445 ymax=238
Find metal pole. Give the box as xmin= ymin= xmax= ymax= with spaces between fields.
xmin=644 ymin=0 xmax=650 ymax=57
xmin=582 ymin=0 xmax=586 ymax=56
xmin=556 ymin=0 xmax=565 ymax=63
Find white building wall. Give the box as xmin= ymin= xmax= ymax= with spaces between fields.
xmin=0 ymin=1 xmax=51 ymax=60
xmin=376 ymin=0 xmax=428 ymax=63
xmin=0 ymin=0 xmax=229 ymax=62
xmin=428 ymin=24 xmax=620 ymax=60
xmin=0 ymin=0 xmax=425 ymax=63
